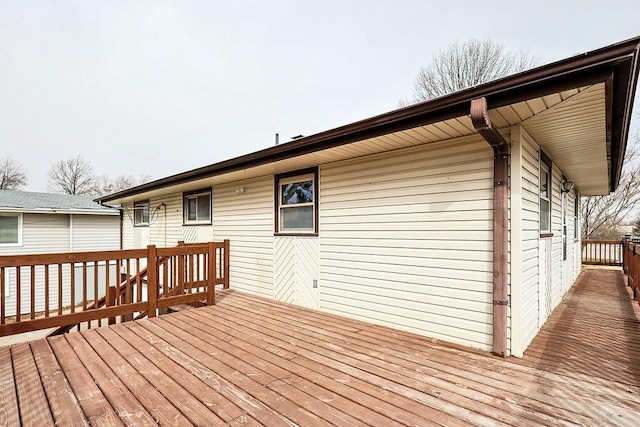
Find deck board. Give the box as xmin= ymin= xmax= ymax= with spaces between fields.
xmin=1 ymin=267 xmax=639 ymax=426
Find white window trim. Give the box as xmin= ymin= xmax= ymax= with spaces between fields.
xmin=539 ymin=160 xmax=552 ymax=234
xmin=277 ymin=173 xmax=316 ymax=234
xmin=0 ymin=212 xmax=23 ymax=247
xmin=183 ymin=190 xmax=212 ymax=225
xmin=133 ymin=201 xmax=150 ymax=227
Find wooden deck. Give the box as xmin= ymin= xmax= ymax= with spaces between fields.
xmin=1 ymin=268 xmax=639 ymax=426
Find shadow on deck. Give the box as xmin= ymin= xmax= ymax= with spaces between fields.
xmin=516 ymin=267 xmax=640 ymax=390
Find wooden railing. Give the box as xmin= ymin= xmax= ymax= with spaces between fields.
xmin=0 ymin=240 xmax=229 ymax=337
xmin=582 ymin=240 xmax=623 ymax=266
xmin=622 ymin=238 xmax=640 ymax=303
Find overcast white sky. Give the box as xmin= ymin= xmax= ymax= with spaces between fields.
xmin=1 ymin=0 xmax=639 ymax=192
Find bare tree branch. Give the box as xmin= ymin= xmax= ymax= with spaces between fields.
xmin=0 ymin=156 xmax=27 ymax=190
xmin=401 ymin=38 xmax=538 ymax=105
xmin=47 ymin=155 xmax=96 ymax=195
xmin=581 ymin=130 xmax=640 ymax=239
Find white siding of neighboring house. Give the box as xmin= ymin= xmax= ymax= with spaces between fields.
xmin=2 ymin=212 xmax=119 ymax=317
xmin=318 ymin=135 xmax=500 ymax=352
xmin=71 ymin=214 xmax=120 ymax=252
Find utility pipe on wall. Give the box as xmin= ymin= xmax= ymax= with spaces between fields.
xmin=471 ymin=97 xmax=509 ymax=357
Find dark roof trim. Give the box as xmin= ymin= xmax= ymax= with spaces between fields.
xmin=97 ymin=36 xmax=640 ymax=203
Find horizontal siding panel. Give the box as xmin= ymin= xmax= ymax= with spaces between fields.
xmin=72 ymin=215 xmax=120 ymax=252
xmin=319 ymin=135 xmax=495 ymax=351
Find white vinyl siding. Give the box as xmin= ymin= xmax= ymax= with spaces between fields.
xmin=71 ymin=215 xmax=120 ymax=252
xmin=213 ymin=177 xmax=274 ymax=298
xmin=1 ymin=212 xmax=119 ymax=317
xmin=518 ymin=128 xmax=542 ymax=353
xmin=319 ymin=135 xmax=498 ymax=352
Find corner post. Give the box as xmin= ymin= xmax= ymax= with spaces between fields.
xmin=147 ymin=245 xmax=158 ymax=318
xmin=207 ymin=242 xmax=216 ymax=306
xmin=224 ymin=239 xmax=230 ymax=289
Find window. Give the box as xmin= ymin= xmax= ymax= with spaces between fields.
xmin=0 ymin=213 xmax=22 ymax=245
xmin=539 ymin=153 xmax=552 ymax=235
xmin=275 ymin=167 xmax=318 ymax=234
xmin=183 ymin=189 xmax=212 ymax=224
xmin=133 ymin=201 xmax=150 ymax=226
xmin=574 ymin=193 xmax=579 ymax=240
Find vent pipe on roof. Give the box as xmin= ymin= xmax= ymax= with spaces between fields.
xmin=471 ymin=97 xmax=509 ymax=358
xmin=275 ymin=133 xmax=279 ymax=145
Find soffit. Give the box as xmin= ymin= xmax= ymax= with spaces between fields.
xmin=109 ymin=85 xmax=608 ymax=204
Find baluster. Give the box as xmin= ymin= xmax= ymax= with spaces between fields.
xmin=30 ymin=266 xmax=35 ymax=320
xmin=16 ymin=267 xmax=21 ymax=323
xmin=1 ymin=267 xmax=5 ymax=324
xmin=44 ymin=265 xmax=49 ymax=318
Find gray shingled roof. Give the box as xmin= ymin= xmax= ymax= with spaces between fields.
xmin=0 ymin=190 xmax=118 ymax=214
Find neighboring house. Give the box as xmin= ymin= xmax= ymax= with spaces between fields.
xmin=0 ymin=190 xmax=120 ymax=316
xmin=98 ymin=37 xmax=640 ymax=357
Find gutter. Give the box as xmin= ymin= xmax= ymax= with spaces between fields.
xmin=471 ymin=97 xmax=509 ymax=357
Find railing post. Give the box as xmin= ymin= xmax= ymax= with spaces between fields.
xmin=147 ymin=245 xmax=158 ymax=318
xmin=224 ymin=239 xmax=230 ymax=289
xmin=207 ymin=242 xmax=216 ymax=306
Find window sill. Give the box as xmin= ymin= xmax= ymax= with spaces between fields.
xmin=183 ymin=222 xmax=212 ymax=227
xmin=275 ymin=232 xmax=319 ymax=237
xmin=540 ymin=232 xmax=554 ymax=238
xmin=133 ymin=224 xmax=149 ymax=227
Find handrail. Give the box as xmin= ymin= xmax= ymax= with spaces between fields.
xmin=0 ymin=240 xmax=230 ymax=337
xmin=582 ymin=240 xmax=623 ymax=266
xmin=622 ymin=238 xmax=640 ymax=303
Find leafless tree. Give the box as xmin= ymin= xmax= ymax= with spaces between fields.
xmin=581 ymin=131 xmax=640 ymax=239
xmin=401 ymin=39 xmax=538 ymax=105
xmin=0 ymin=156 xmax=27 ymax=190
xmin=47 ymin=155 xmax=96 ymax=195
xmin=94 ymin=173 xmax=153 ymax=196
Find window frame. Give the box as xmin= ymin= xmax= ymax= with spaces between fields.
xmin=0 ymin=213 xmax=23 ymax=246
xmin=274 ymin=167 xmax=319 ymax=236
xmin=133 ymin=200 xmax=150 ymax=227
xmin=574 ymin=191 xmax=579 ymax=241
xmin=183 ymin=188 xmax=212 ymax=226
xmin=539 ymin=151 xmax=553 ymax=237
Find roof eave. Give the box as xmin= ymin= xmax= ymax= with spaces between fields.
xmin=96 ymin=36 xmax=640 ymax=204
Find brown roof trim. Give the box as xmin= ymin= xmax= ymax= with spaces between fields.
xmin=97 ymin=36 xmax=640 ymax=203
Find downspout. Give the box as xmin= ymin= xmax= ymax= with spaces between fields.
xmin=471 ymin=97 xmax=509 ymax=357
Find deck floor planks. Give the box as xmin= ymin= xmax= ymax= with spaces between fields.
xmin=63 ymin=333 xmax=158 ymax=426
xmin=132 ymin=317 xmax=331 ymax=427
xmin=100 ymin=324 xmax=241 ymax=425
xmin=29 ymin=339 xmax=88 ymax=426
xmin=222 ymin=289 xmax=637 ymax=424
xmin=0 ymin=346 xmax=20 ymax=426
xmin=48 ymin=335 xmax=124 ymax=426
xmin=10 ymin=343 xmax=55 ymax=426
xmin=2 ymin=267 xmax=640 ymax=426
xmin=164 ymin=310 xmax=394 ymax=427
xmin=170 ymin=311 xmax=408 ymax=427
xmin=81 ymin=328 xmax=197 ymax=426
xmin=200 ymin=297 xmax=579 ymax=427
xmin=202 ymin=295 xmax=581 ymax=427
xmin=184 ymin=303 xmax=474 ymax=427
xmin=126 ymin=322 xmax=318 ymax=426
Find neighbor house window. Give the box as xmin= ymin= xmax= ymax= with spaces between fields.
xmin=183 ymin=189 xmax=212 ymax=224
xmin=275 ymin=167 xmax=318 ymax=234
xmin=0 ymin=213 xmax=22 ymax=245
xmin=540 ymin=154 xmax=552 ymax=235
xmin=134 ymin=201 xmax=150 ymax=226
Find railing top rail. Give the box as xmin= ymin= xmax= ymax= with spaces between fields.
xmin=0 ymin=248 xmax=149 ymax=268
xmin=582 ymin=240 xmax=624 ymax=244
